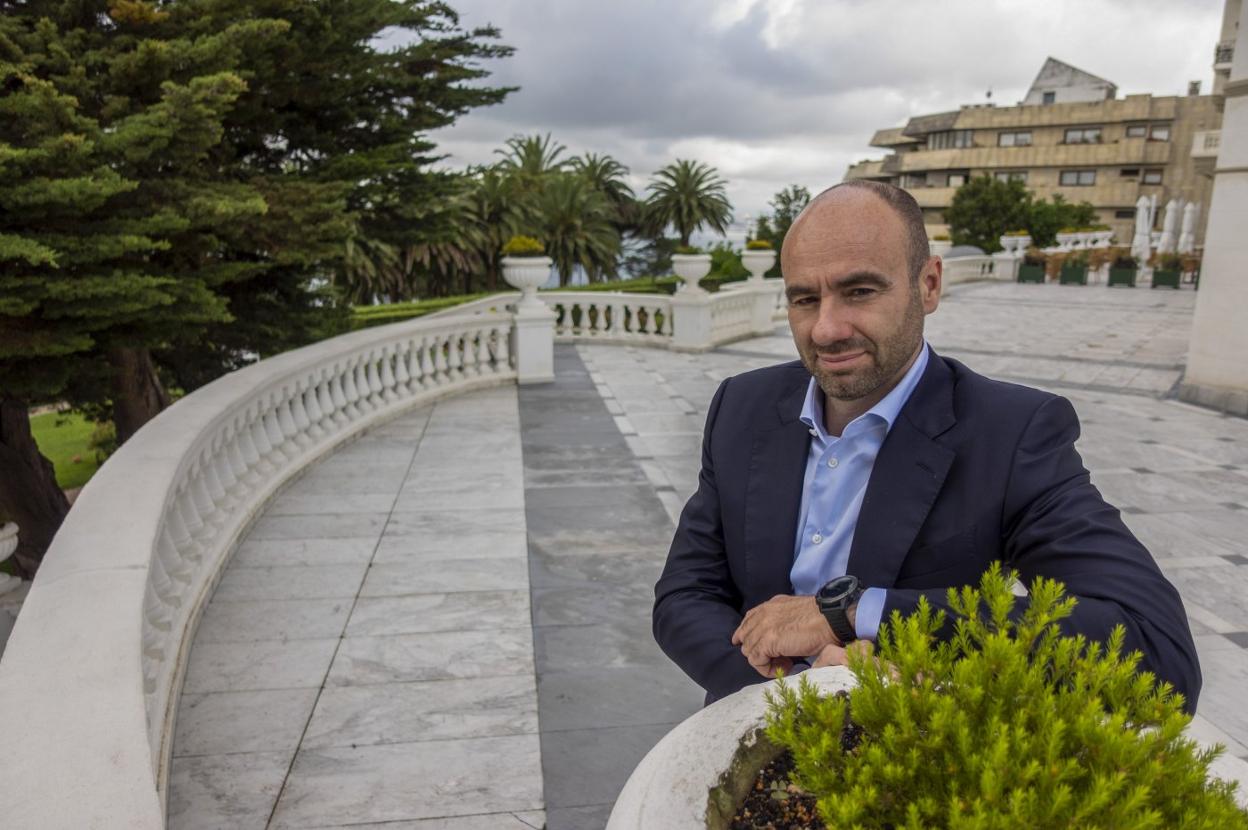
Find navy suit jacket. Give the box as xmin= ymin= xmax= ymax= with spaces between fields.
xmin=652 ymin=352 xmax=1201 ymax=709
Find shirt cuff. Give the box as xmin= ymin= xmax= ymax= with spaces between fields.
xmin=854 ymin=587 xmax=886 ymax=641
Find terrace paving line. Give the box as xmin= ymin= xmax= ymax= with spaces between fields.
xmin=170 ymin=281 xmax=1248 ymax=830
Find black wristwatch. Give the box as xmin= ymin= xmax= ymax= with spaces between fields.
xmin=817 ymin=575 xmax=864 ymax=645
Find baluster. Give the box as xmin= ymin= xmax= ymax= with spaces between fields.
xmin=341 ymin=359 xmax=364 ymax=417
xmin=186 ymin=464 xmax=221 ymax=531
xmin=462 ymin=329 xmax=480 ymax=377
xmin=491 ymin=323 xmax=508 ymax=373
xmin=433 ymin=334 xmax=450 ymax=385
xmin=394 ymin=341 xmax=413 ymax=393
xmin=262 ymin=400 xmax=291 ymax=464
xmin=301 ymin=378 xmax=327 ymax=441
xmin=380 ymin=345 xmax=400 ymax=402
xmin=247 ymin=407 xmax=278 ymax=475
xmin=419 ymin=336 xmax=436 ymax=388
xmin=224 ymin=423 xmax=257 ymax=489
xmin=451 ymin=332 xmax=465 ymax=380
xmin=365 ymin=351 xmax=386 ymax=406
xmin=323 ymin=370 xmax=348 ymax=428
xmin=143 ymin=587 xmax=172 ymax=635
xmin=328 ymin=367 xmax=352 ymax=423
xmin=237 ymin=410 xmax=267 ymax=478
xmin=164 ymin=495 xmax=200 ymax=561
xmin=211 ymin=437 xmax=241 ymax=506
xmin=280 ymin=389 xmax=312 ymax=450
xmin=199 ymin=445 xmax=231 ymax=513
xmin=158 ymin=526 xmax=193 ymax=584
xmin=355 ymin=358 xmax=377 ymax=413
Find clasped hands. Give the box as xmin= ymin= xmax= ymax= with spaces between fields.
xmin=731 ymin=594 xmax=864 ymax=678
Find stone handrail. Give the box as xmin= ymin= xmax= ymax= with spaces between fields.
xmin=708 ymin=289 xmax=756 ymax=342
xmin=0 ymin=311 xmax=517 ymax=829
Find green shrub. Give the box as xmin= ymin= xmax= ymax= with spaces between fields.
xmin=501 ymin=235 xmax=545 ymax=257
xmin=766 ymin=564 xmax=1247 ymax=829
xmin=1112 ymin=253 xmax=1139 ymax=269
xmin=745 ymin=239 xmax=773 ymax=250
xmin=1023 ymin=249 xmax=1046 ymax=266
xmin=1154 ymin=252 xmax=1184 ymax=271
xmin=674 ymin=245 xmax=704 ymax=255
xmin=87 ymin=421 xmax=117 ymax=463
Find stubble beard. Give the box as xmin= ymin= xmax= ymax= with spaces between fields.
xmin=800 ymin=291 xmax=925 ymax=403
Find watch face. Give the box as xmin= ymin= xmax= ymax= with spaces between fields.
xmin=819 ymin=575 xmax=858 ymax=604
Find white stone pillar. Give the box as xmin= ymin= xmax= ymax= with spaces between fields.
xmin=746 ymin=282 xmax=778 ymax=336
xmin=992 ymin=251 xmax=1021 ymax=282
xmin=669 ymin=291 xmax=715 ymax=351
xmin=511 ymin=306 xmax=556 ymax=385
xmin=1182 ymin=1 xmax=1248 ymax=416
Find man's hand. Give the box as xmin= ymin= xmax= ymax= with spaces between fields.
xmin=732 ymin=595 xmax=837 ymax=677
xmin=811 ymin=639 xmax=873 ymax=668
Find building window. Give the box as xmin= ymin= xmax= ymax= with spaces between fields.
xmin=994 ymin=170 xmax=1028 ymax=183
xmin=1114 ymin=209 xmax=1135 ymax=219
xmin=1059 ymin=170 xmax=1096 ymax=186
xmin=1063 ymin=127 xmax=1102 ymax=144
xmin=1120 ymin=168 xmax=1140 ymax=177
xmin=947 ymin=173 xmax=968 ymax=187
xmin=901 ymin=173 xmax=927 ymax=188
xmin=1043 ymin=91 xmax=1056 ymax=105
xmin=998 ymin=131 xmax=1032 ymax=147
xmin=1149 ymin=124 xmax=1171 ymax=141
xmin=926 ymin=130 xmax=974 ymax=150
xmin=1142 ymin=169 xmax=1163 ymax=184
xmin=1125 ymin=124 xmax=1148 ymax=138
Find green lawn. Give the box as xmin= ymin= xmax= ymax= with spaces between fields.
xmin=30 ymin=411 xmax=104 ymax=491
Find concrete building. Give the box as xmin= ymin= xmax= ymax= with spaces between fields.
xmin=846 ymin=56 xmax=1226 ymax=245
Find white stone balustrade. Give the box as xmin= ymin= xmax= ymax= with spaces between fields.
xmin=0 ymin=311 xmax=516 ymax=829
xmin=545 ymin=292 xmax=674 ymax=345
xmin=942 ymin=254 xmax=1000 ymax=288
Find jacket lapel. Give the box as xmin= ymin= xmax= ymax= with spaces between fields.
xmin=743 ymin=374 xmax=810 ymax=599
xmin=847 ymin=353 xmax=957 ymax=588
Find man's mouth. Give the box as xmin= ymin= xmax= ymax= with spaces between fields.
xmin=817 ymin=350 xmax=866 ymax=366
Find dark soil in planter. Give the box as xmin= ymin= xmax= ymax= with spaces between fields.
xmin=729 ymin=750 xmax=824 ymax=830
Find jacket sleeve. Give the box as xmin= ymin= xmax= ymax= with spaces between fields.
xmin=881 ymin=395 xmax=1202 ymax=711
xmin=652 ymin=378 xmax=764 ymax=702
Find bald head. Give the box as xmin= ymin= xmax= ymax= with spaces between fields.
xmin=785 ymin=181 xmax=930 ymax=282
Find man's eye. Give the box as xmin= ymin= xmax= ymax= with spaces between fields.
xmin=848 ymin=288 xmax=876 ymax=298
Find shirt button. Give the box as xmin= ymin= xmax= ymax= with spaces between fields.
xmin=827 ymin=457 xmax=839 ymax=468
xmin=812 ymin=533 xmax=823 ymax=544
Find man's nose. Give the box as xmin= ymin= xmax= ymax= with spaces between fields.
xmin=811 ymin=301 xmax=854 ymax=345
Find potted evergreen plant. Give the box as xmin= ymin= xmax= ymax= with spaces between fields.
xmin=1153 ymin=252 xmax=1184 ymax=290
xmin=500 ymin=235 xmax=553 ymax=308
xmin=1060 ymin=250 xmax=1089 ymax=285
xmin=1109 ymin=251 xmax=1139 ymax=288
xmin=741 ymin=239 xmax=776 ymax=282
xmin=608 ymin=567 xmax=1248 ymax=829
xmin=1018 ymin=249 xmax=1046 ymax=284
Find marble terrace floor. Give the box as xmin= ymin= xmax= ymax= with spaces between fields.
xmin=168 ymin=281 xmax=1248 ymax=829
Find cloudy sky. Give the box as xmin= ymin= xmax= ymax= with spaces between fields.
xmin=426 ymin=0 xmax=1226 ymax=224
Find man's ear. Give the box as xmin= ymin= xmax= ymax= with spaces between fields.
xmin=920 ymin=256 xmax=942 ymax=314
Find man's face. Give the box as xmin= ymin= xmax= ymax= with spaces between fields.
xmin=782 ymin=191 xmax=941 ymax=405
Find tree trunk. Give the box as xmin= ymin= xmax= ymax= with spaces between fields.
xmin=109 ymin=346 xmax=171 ymax=444
xmin=0 ymin=398 xmax=70 ymax=579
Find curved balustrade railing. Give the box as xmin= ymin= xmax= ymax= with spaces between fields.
xmin=0 ymin=311 xmax=516 ymax=829
xmin=709 ymin=289 xmax=758 ymax=342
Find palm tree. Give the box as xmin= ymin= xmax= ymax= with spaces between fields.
xmin=495 ymin=133 xmax=569 ymax=182
xmin=644 ymin=159 xmax=733 ymax=247
xmin=537 ymin=173 xmax=621 ymax=285
xmin=572 ymin=152 xmax=637 ymax=228
xmin=404 ymin=185 xmax=487 ymax=297
xmin=336 ymin=234 xmax=404 ymax=305
xmin=468 ymin=167 xmax=532 ymax=291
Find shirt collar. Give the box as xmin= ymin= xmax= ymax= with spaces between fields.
xmin=799 ymin=341 xmax=930 ymax=440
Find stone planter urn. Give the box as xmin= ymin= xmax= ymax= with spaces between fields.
xmin=608 ymin=667 xmax=857 ymax=830
xmin=998 ymin=236 xmax=1018 ymax=255
xmin=671 ymin=253 xmax=713 ymax=294
xmin=0 ymin=522 xmax=20 ymax=598
xmin=500 ymin=255 xmax=554 ymax=310
xmin=929 ymin=239 xmax=952 ymax=258
xmin=740 ymin=249 xmax=777 ymax=283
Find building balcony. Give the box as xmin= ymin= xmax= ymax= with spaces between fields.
xmin=1215 ymin=41 xmax=1234 ymax=70
xmin=1192 ymin=130 xmax=1221 ymax=159
xmin=886 ymin=139 xmax=1172 ymax=173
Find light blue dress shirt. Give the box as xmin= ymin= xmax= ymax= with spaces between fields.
xmin=790 ymin=342 xmax=930 ymax=641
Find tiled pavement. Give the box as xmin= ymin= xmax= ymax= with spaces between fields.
xmin=171 ymin=281 xmax=1248 ymax=828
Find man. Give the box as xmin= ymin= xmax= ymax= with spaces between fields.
xmin=652 ymin=181 xmax=1200 ymax=709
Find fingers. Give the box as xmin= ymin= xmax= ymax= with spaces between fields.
xmin=811 ymin=643 xmax=848 ymax=668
